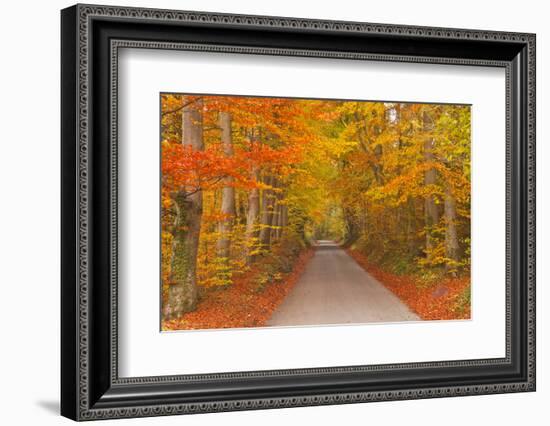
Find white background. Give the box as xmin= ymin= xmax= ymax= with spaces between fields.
xmin=119 ymin=49 xmax=505 ymax=377
xmin=0 ymin=0 xmax=547 ymax=425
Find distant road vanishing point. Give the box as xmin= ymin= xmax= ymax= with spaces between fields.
xmin=266 ymin=241 xmax=420 ymax=327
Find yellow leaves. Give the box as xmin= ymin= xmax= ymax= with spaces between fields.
xmin=323 ymin=137 xmax=359 ymax=159
xmin=160 ymin=94 xmax=471 ymax=313
xmin=162 ymin=196 xmax=172 ymax=210
xmin=196 ymin=224 xmax=243 ymax=288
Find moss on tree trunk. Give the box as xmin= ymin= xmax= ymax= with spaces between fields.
xmin=163 ymin=100 xmax=204 ymax=320
xmin=163 ymin=191 xmax=202 ymax=319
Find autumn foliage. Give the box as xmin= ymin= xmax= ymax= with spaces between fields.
xmin=348 ymin=249 xmax=470 ymax=320
xmin=163 ymin=249 xmax=314 ymax=330
xmin=160 ymin=93 xmax=471 ymax=330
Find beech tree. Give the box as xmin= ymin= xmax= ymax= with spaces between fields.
xmin=216 ymin=111 xmax=236 ymax=264
xmin=423 ymin=108 xmax=439 ymax=262
xmin=160 ymin=94 xmax=471 ymax=322
xmin=163 ymin=98 xmax=204 ymax=319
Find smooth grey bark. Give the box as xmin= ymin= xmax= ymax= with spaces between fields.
xmin=236 ymin=188 xmax=247 ymax=225
xmin=258 ymin=174 xmax=276 ymax=250
xmin=271 ymin=201 xmax=281 ymax=242
xmin=276 ymin=198 xmax=289 ymax=241
xmin=281 ymin=204 xmax=288 ymax=230
xmin=245 ymin=129 xmax=261 ymax=264
xmin=423 ymin=110 xmax=439 ymax=261
xmin=444 ymin=185 xmax=460 ymax=273
xmin=163 ymin=100 xmax=204 ymax=320
xmin=271 ymin=189 xmax=285 ymax=241
xmin=216 ymin=112 xmax=236 ymax=261
xmin=278 ymin=201 xmax=287 ymax=239
xmin=245 ymin=164 xmax=260 ymax=263
xmin=406 ymin=196 xmax=418 ymax=256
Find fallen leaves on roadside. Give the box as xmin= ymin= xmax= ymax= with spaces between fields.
xmin=162 ymin=249 xmax=314 ymax=331
xmin=347 ymin=249 xmax=471 ymax=320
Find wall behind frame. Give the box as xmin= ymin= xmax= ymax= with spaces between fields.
xmin=0 ymin=0 xmax=546 ymax=425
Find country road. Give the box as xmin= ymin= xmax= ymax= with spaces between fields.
xmin=266 ymin=241 xmax=420 ymax=327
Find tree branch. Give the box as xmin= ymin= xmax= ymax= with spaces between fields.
xmin=162 ymin=97 xmax=203 ymax=117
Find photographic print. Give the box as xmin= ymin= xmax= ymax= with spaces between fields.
xmin=61 ymin=7 xmax=535 ymax=418
xmin=160 ymin=94 xmax=471 ymax=331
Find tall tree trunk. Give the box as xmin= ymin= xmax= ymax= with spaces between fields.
xmin=163 ymin=100 xmax=204 ymax=320
xmin=245 ymin=164 xmax=260 ymax=263
xmin=216 ymin=112 xmax=235 ymax=260
xmin=281 ymin=204 xmax=288 ymax=230
xmin=277 ymin=203 xmax=287 ymax=240
xmin=343 ymin=207 xmax=359 ymax=246
xmin=372 ymin=142 xmax=383 ymax=185
xmin=355 ymin=112 xmax=384 ymax=185
xmin=271 ymin=200 xmax=281 ymax=242
xmin=258 ymin=174 xmax=276 ymax=250
xmin=406 ymin=196 xmax=418 ymax=256
xmin=271 ymin=188 xmax=285 ymax=241
xmin=236 ymin=189 xmax=247 ymax=225
xmin=444 ymin=185 xmax=460 ymax=274
xmin=245 ymin=129 xmax=261 ymax=264
xmin=423 ymin=110 xmax=439 ymax=261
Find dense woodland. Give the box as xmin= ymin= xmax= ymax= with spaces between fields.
xmin=161 ymin=94 xmax=471 ymax=327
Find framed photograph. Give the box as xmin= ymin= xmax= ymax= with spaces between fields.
xmin=61 ymin=4 xmax=536 ymax=421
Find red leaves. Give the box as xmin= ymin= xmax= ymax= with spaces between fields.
xmin=162 ymin=137 xmax=304 ymax=195
xmin=162 ymin=143 xmax=246 ymax=193
xmin=162 ymin=249 xmax=314 ymax=331
xmin=347 ymin=249 xmax=471 ymax=320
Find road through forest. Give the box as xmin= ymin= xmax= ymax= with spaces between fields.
xmin=266 ymin=241 xmax=420 ymax=326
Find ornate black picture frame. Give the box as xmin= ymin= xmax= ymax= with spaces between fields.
xmin=61 ymin=4 xmax=536 ymax=421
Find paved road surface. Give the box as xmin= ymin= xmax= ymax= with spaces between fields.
xmin=267 ymin=241 xmax=420 ymax=326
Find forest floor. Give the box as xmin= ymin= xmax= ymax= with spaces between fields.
xmin=162 ymin=248 xmax=314 ymax=331
xmin=347 ymin=249 xmax=471 ymax=320
xmin=162 ymin=244 xmax=470 ymax=331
